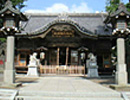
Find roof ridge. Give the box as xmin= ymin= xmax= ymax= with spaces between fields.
xmin=24 ymin=12 xmax=108 ymax=17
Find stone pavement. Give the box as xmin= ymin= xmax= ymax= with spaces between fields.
xmin=0 ymin=73 xmax=3 ymax=82
xmin=16 ymin=76 xmax=124 ymax=100
xmin=0 ymin=89 xmax=17 ymax=100
xmin=19 ymin=76 xmax=118 ymax=92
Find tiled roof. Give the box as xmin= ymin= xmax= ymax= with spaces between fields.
xmin=0 ymin=0 xmax=27 ymax=21
xmin=104 ymin=3 xmax=130 ymax=24
xmin=111 ymin=3 xmax=130 ymax=17
xmin=20 ymin=12 xmax=112 ymax=36
xmin=0 ymin=0 xmax=20 ymax=15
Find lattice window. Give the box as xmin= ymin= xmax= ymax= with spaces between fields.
xmin=5 ymin=18 xmax=14 ymax=27
xmin=117 ymin=20 xmax=126 ymax=30
xmin=71 ymin=50 xmax=78 ymax=65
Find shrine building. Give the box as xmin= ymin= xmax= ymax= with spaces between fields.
xmin=1 ymin=1 xmax=130 ymax=75
xmin=12 ymin=12 xmax=115 ymax=75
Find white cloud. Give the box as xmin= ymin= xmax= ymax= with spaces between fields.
xmin=71 ymin=3 xmax=93 ymax=13
xmin=95 ymin=11 xmax=99 ymax=13
xmin=45 ymin=3 xmax=69 ymax=13
xmin=25 ymin=2 xmax=93 ymax=13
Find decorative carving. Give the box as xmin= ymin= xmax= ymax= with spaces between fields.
xmin=51 ymin=25 xmax=75 ymax=37
xmin=52 ymin=25 xmax=73 ymax=31
xmin=58 ymin=12 xmax=68 ymax=20
xmin=52 ymin=30 xmax=74 ymax=37
xmin=120 ymin=12 xmax=125 ymax=16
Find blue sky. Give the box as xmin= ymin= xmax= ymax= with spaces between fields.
xmin=23 ymin=0 xmax=129 ymax=13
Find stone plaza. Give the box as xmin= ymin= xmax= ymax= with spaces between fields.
xmin=0 ymin=0 xmax=130 ymax=100
xmin=0 ymin=74 xmax=130 ymax=100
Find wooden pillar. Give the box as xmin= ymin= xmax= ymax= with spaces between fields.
xmin=78 ymin=52 xmax=80 ymax=65
xmin=66 ymin=47 xmax=69 ymax=66
xmin=57 ymin=48 xmax=60 ymax=65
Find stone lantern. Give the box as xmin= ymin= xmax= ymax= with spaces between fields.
xmin=0 ymin=0 xmax=27 ymax=34
xmin=0 ymin=0 xmax=27 ymax=87
xmin=110 ymin=3 xmax=130 ymax=36
xmin=105 ymin=3 xmax=130 ymax=89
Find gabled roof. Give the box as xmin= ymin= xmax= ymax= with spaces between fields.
xmin=110 ymin=3 xmax=130 ymax=17
xmin=0 ymin=0 xmax=20 ymax=14
xmin=78 ymin=46 xmax=89 ymax=51
xmin=0 ymin=0 xmax=27 ymax=21
xmin=104 ymin=3 xmax=130 ymax=24
xmin=20 ymin=13 xmax=112 ymax=36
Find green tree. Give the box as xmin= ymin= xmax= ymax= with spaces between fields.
xmin=106 ymin=0 xmax=120 ymax=14
xmin=0 ymin=0 xmax=27 ymax=10
xmin=126 ymin=2 xmax=130 ymax=12
xmin=106 ymin=0 xmax=130 ymax=13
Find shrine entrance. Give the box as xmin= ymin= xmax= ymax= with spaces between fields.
xmin=40 ymin=47 xmax=86 ymax=75
xmin=48 ymin=47 xmax=68 ymax=65
xmin=48 ymin=47 xmax=85 ymax=66
xmin=59 ymin=47 xmax=66 ymax=65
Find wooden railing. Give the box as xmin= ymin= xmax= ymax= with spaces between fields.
xmin=40 ymin=65 xmax=85 ymax=75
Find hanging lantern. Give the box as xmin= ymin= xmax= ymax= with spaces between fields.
xmin=40 ymin=52 xmax=45 ymax=59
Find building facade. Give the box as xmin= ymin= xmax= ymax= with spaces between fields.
xmin=12 ymin=12 xmax=116 ymax=75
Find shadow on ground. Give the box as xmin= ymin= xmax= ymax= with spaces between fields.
xmin=16 ymin=77 xmax=39 ymax=84
xmin=80 ymin=76 xmax=115 ymax=88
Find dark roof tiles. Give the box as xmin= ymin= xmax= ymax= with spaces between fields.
xmin=21 ymin=13 xmax=112 ymax=35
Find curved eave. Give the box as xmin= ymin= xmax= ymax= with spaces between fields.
xmin=104 ymin=11 xmax=130 ymax=24
xmin=0 ymin=6 xmax=20 ymax=15
xmin=16 ymin=33 xmax=113 ymax=41
xmin=20 ymin=19 xmax=98 ymax=39
xmin=104 ymin=16 xmax=112 ymax=24
xmin=0 ymin=7 xmax=28 ymax=21
xmin=110 ymin=9 xmax=130 ymax=17
xmin=20 ymin=13 xmax=28 ymax=21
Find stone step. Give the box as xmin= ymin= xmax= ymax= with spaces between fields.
xmin=0 ymin=89 xmax=18 ymax=100
xmin=17 ymin=91 xmax=124 ymax=100
xmin=15 ymin=96 xmax=124 ymax=100
xmin=122 ymin=92 xmax=130 ymax=100
xmin=18 ymin=91 xmax=122 ymax=98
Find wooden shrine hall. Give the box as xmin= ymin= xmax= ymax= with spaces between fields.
xmin=10 ymin=12 xmax=115 ymax=75
xmin=0 ymin=0 xmax=120 ymax=75
xmin=0 ymin=1 xmax=130 ymax=85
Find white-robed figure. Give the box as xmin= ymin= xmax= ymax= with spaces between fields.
xmin=27 ymin=52 xmax=40 ymax=77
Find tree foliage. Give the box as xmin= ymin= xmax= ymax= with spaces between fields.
xmin=0 ymin=0 xmax=27 ymax=10
xmin=106 ymin=0 xmax=130 ymax=14
xmin=126 ymin=2 xmax=130 ymax=12
xmin=106 ymin=0 xmax=120 ymax=14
